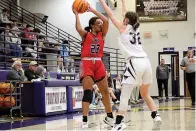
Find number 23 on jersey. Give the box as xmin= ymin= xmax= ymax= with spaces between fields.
xmin=91 ymin=44 xmax=100 ymax=54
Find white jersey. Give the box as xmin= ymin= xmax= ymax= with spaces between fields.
xmin=118 ymin=25 xmax=147 ymax=59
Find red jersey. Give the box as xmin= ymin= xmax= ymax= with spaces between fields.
xmin=81 ymin=32 xmax=104 ymax=58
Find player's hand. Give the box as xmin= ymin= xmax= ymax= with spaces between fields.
xmin=87 ymin=5 xmax=92 ymax=12
xmin=72 ymin=5 xmax=78 ymax=15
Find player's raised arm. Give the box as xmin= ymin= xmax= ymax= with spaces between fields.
xmin=88 ymin=6 xmax=109 ymax=38
xmin=72 ymin=5 xmax=86 ymax=40
xmin=99 ymin=0 xmax=122 ymax=31
xmin=121 ymin=0 xmax=127 ymax=17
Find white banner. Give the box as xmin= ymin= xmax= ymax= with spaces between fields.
xmin=72 ymin=86 xmax=83 ymax=110
xmin=45 ymin=87 xmax=67 ymax=113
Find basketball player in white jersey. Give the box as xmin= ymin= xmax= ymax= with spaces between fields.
xmin=99 ymin=0 xmax=162 ymax=130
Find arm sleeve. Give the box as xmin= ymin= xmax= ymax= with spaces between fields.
xmin=0 ymin=14 xmax=6 ymax=23
xmin=25 ymin=70 xmax=35 ymax=81
xmin=6 ymin=71 xmax=23 ymax=81
xmin=167 ymin=66 xmax=169 ymax=79
xmin=180 ymin=58 xmax=186 ymax=67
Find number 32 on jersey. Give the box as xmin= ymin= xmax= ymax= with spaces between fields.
xmin=130 ymin=32 xmax=141 ymax=45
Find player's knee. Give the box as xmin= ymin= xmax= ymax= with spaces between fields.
xmin=82 ymin=89 xmax=93 ymax=103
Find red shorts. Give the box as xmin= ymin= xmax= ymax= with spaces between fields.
xmin=79 ymin=60 xmax=106 ymax=82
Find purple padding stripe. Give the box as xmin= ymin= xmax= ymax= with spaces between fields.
xmin=66 ymin=86 xmax=73 ymax=113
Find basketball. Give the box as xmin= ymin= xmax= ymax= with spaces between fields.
xmin=3 ymin=96 xmax=16 ymax=107
xmin=0 ymin=83 xmax=14 ymax=94
xmin=73 ymin=0 xmax=89 ymax=13
xmin=0 ymin=96 xmax=4 ymax=107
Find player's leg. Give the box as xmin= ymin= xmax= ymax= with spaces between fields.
xmin=140 ymin=84 xmax=162 ymax=130
xmin=112 ymin=59 xmax=137 ymax=130
xmin=141 ymin=58 xmax=162 ymax=130
xmin=79 ymin=61 xmax=94 ymax=128
xmin=113 ymin=84 xmax=134 ymax=130
xmin=94 ymin=61 xmax=114 ymax=128
xmin=96 ymin=77 xmax=115 ymax=127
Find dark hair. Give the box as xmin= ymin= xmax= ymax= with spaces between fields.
xmin=125 ymin=11 xmax=140 ymax=31
xmin=84 ymin=17 xmax=99 ymax=32
xmin=33 ymin=28 xmax=41 ymax=33
xmin=38 ymin=35 xmax=45 ymax=39
xmin=26 ymin=24 xmax=32 ymax=28
xmin=2 ymin=8 xmax=8 ymax=13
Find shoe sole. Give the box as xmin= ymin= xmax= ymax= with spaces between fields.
xmin=153 ymin=120 xmax=162 ymax=130
xmin=103 ymin=120 xmax=113 ymax=129
xmin=112 ymin=124 xmax=126 ymax=131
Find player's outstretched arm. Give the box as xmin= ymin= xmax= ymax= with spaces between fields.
xmin=72 ymin=5 xmax=86 ymax=40
xmin=99 ymin=0 xmax=122 ymax=31
xmin=121 ymin=0 xmax=127 ymax=17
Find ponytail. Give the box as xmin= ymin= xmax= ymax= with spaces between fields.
xmin=133 ymin=21 xmax=140 ymax=31
xmin=84 ymin=26 xmax=91 ymax=32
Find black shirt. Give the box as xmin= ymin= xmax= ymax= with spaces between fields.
xmin=25 ymin=69 xmax=39 ymax=81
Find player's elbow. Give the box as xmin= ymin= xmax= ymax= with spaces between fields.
xmin=103 ymin=19 xmax=109 ymax=24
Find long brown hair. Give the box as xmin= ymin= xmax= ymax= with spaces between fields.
xmin=125 ymin=11 xmax=140 ymax=31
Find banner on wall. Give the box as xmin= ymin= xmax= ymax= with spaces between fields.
xmin=72 ymin=86 xmax=83 ymax=110
xmin=136 ymin=0 xmax=187 ymax=22
xmin=45 ymin=87 xmax=67 ymax=113
xmin=163 ymin=47 xmax=175 ymax=52
xmin=188 ymin=47 xmax=196 ymax=50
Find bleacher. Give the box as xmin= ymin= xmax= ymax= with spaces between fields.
xmin=0 ymin=0 xmax=125 ymax=74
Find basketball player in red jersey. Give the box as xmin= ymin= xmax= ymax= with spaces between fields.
xmin=72 ymin=5 xmax=114 ymax=129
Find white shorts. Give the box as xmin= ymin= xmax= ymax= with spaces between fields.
xmin=121 ymin=57 xmax=153 ymax=86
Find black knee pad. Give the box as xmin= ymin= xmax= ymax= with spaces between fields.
xmin=82 ymin=89 xmax=93 ymax=104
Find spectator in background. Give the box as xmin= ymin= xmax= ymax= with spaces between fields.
xmin=106 ymin=71 xmax=120 ymax=104
xmin=61 ymin=40 xmax=75 ymax=73
xmin=11 ymin=21 xmax=20 ymax=35
xmin=0 ymin=8 xmax=12 ymax=27
xmin=37 ymin=35 xmax=45 ymax=52
xmin=156 ymin=59 xmax=169 ymax=100
xmin=25 ymin=61 xmax=39 ymax=81
xmin=10 ymin=23 xmax=22 ymax=54
xmin=106 ymin=71 xmax=113 ymax=88
xmin=57 ymin=55 xmax=65 ymax=73
xmin=180 ymin=49 xmax=195 ymax=106
xmin=113 ymin=74 xmax=122 ymax=90
xmin=35 ymin=65 xmax=46 ymax=78
xmin=113 ymin=74 xmax=122 ymax=100
xmin=0 ymin=25 xmax=22 ymax=57
xmin=0 ymin=25 xmax=10 ymax=55
xmin=22 ymin=24 xmax=38 ymax=58
xmin=6 ymin=60 xmax=27 ymax=81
